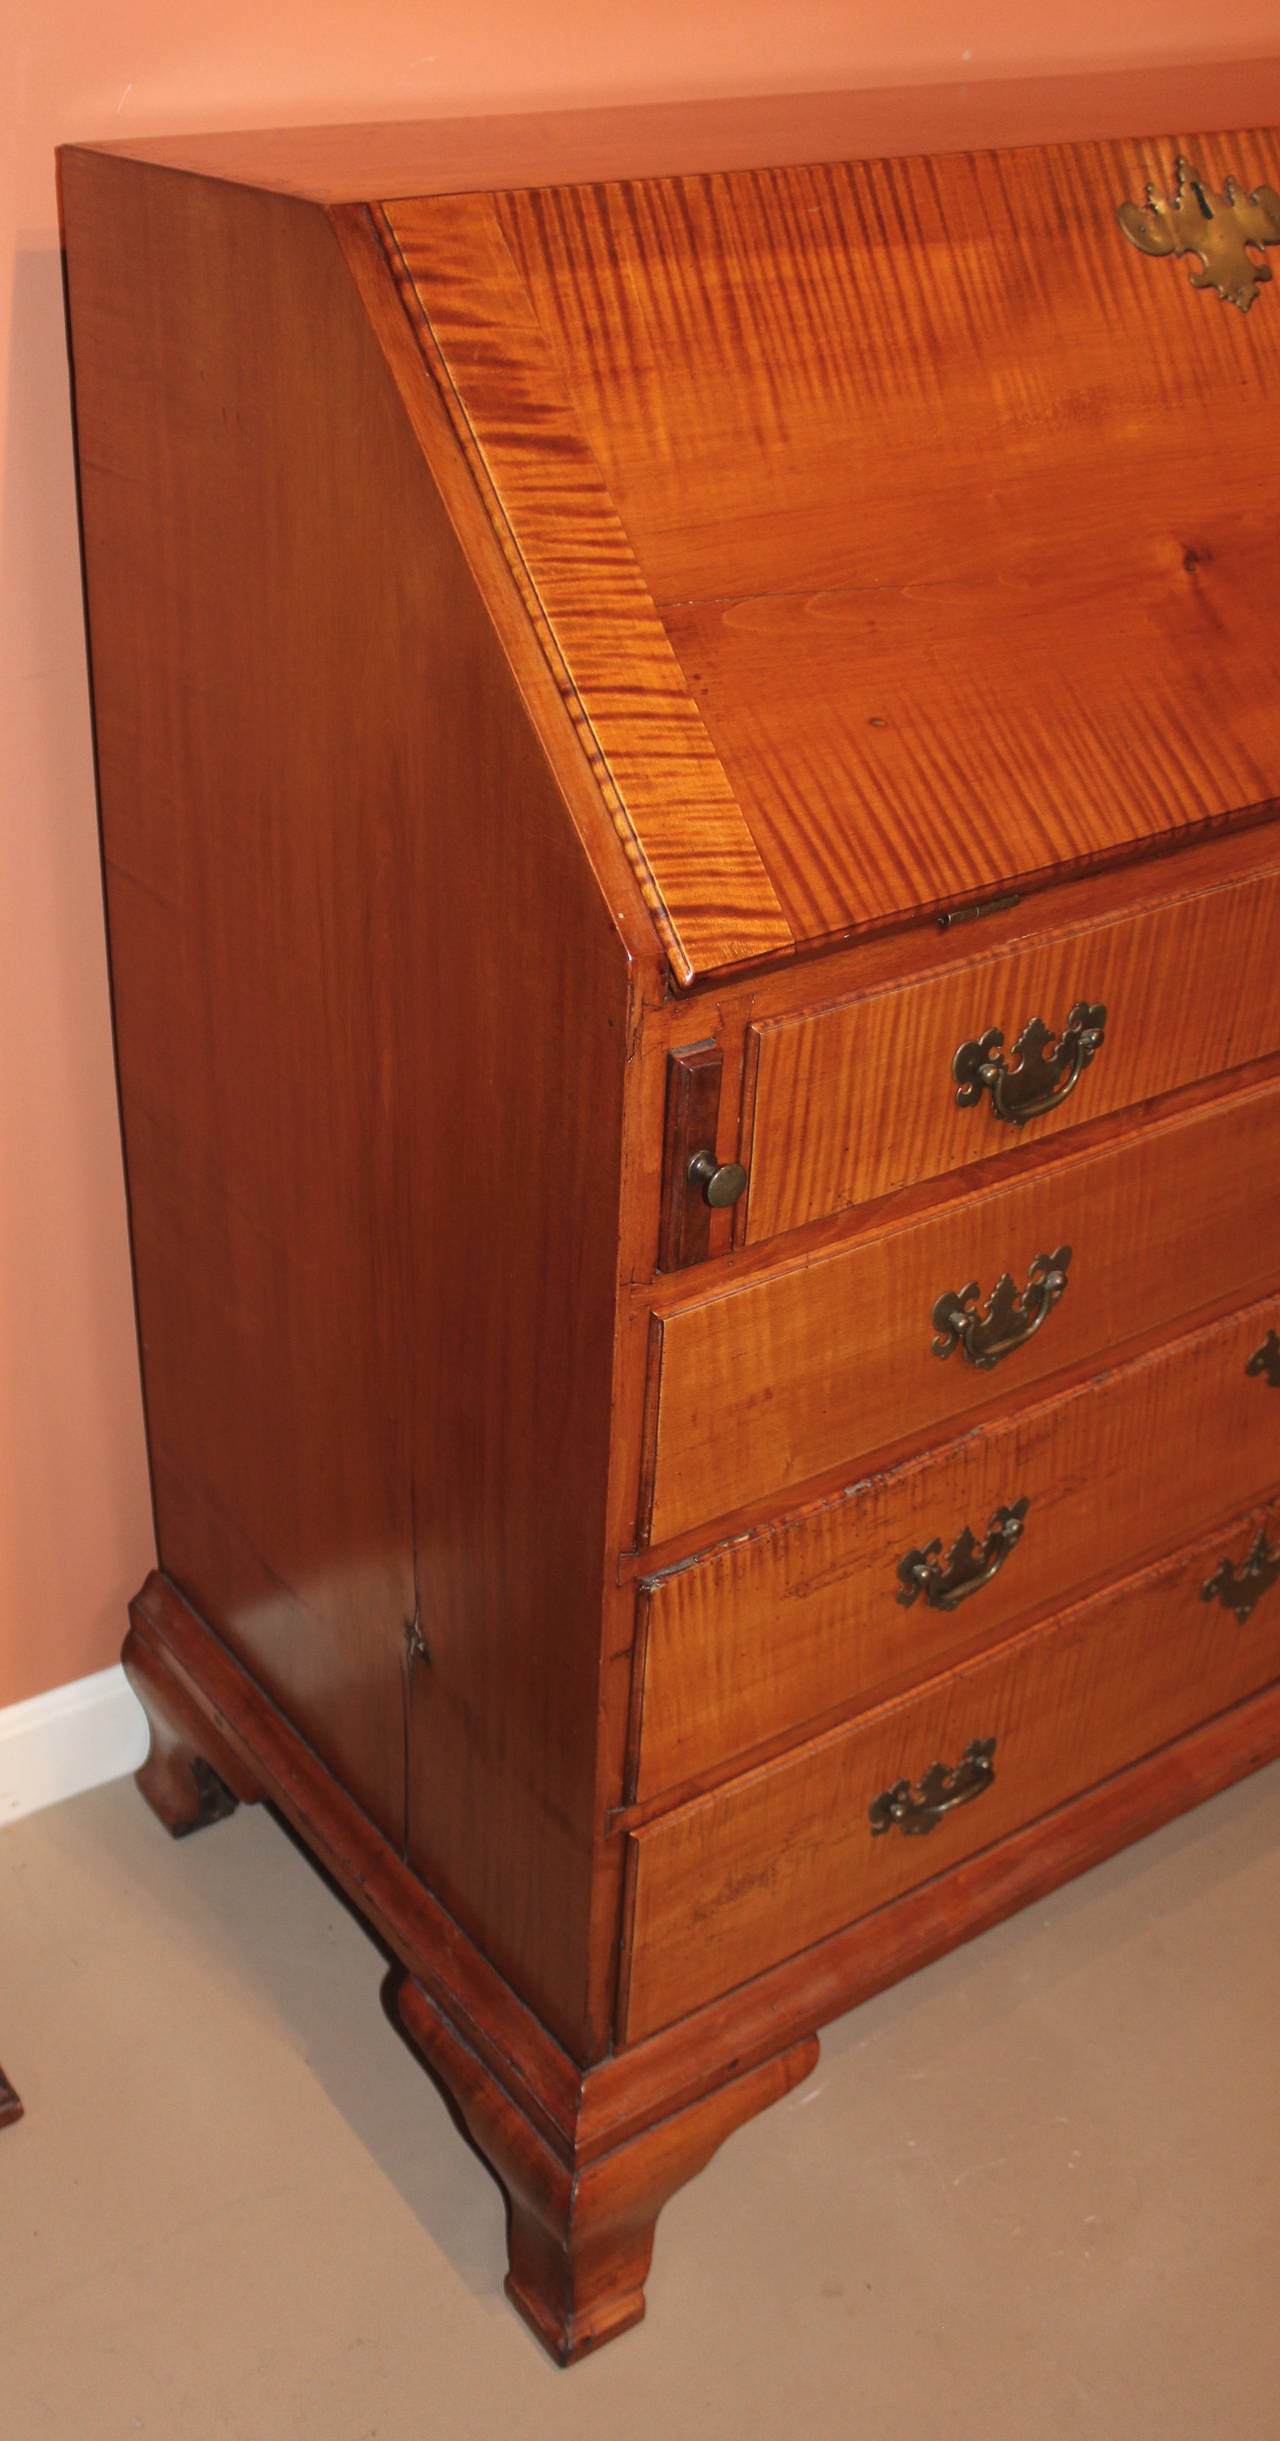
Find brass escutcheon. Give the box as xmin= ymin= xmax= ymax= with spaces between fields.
xmin=1117 ymin=157 xmax=1280 ymax=311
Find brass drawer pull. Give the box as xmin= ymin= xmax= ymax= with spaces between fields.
xmin=870 ymin=1737 xmax=997 ymax=1837
xmin=1246 ymin=1329 xmax=1280 ymax=1387
xmin=1202 ymin=1528 xmax=1280 ymax=1623
xmin=897 ymin=1498 xmax=1029 ymax=1611
xmin=932 ymin=1246 xmax=1071 ymax=1369
xmin=687 ymin=1148 xmax=748 ymax=1209
xmin=953 ymin=1002 xmax=1106 ymax=1126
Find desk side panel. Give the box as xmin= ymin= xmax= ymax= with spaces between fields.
xmin=62 ymin=153 xmax=631 ymax=2056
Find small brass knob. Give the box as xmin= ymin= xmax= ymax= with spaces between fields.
xmin=688 ymin=1149 xmax=748 ymax=1209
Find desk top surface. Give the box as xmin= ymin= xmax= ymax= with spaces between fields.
xmin=70 ymin=74 xmax=1280 ymax=980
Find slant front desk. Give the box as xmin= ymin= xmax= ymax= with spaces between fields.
xmin=61 ymin=69 xmax=1280 ymax=2362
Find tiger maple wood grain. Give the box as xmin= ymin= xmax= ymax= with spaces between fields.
xmin=381 ymin=193 xmax=793 ymax=985
xmin=622 ymin=1504 xmax=1280 ymax=2039
xmin=390 ymin=129 xmax=1280 ymax=974
xmin=742 ymin=833 xmax=1280 ymax=1240
xmin=635 ymin=1293 xmax=1280 ymax=1800
xmin=647 ymin=1069 xmax=1280 ymax=1545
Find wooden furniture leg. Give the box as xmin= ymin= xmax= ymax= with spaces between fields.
xmin=120 ymin=1576 xmax=821 ymax=2362
xmin=391 ymin=1970 xmax=818 ymax=2364
xmin=123 ymin=1612 xmax=265 ymax=1836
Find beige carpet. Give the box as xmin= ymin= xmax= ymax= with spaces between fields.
xmin=2 ymin=1762 xmax=1279 ymax=2439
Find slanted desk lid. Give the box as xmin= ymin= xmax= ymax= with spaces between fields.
xmin=380 ymin=125 xmax=1280 ymax=983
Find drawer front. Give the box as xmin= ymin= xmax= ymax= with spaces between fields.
xmin=646 ymin=1068 xmax=1280 ymax=1546
xmin=620 ymin=1502 xmax=1280 ymax=2041
xmin=742 ymin=837 xmax=1280 ymax=1244
xmin=634 ymin=1295 xmax=1280 ymax=1801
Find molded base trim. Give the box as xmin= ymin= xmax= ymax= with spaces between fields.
xmin=122 ymin=1569 xmax=1280 ymax=2362
xmin=0 ymin=1664 xmax=148 ymax=1825
xmin=390 ymin=1971 xmax=816 ymax=2363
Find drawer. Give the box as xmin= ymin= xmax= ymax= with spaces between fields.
xmin=645 ymin=1066 xmax=1280 ymax=1546
xmin=633 ymin=1295 xmax=1280 ymax=1802
xmin=740 ymin=833 xmax=1280 ymax=1244
xmin=619 ymin=1500 xmax=1280 ymax=2042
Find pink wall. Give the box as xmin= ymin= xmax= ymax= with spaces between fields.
xmin=2 ymin=5 xmax=1275 ymax=1708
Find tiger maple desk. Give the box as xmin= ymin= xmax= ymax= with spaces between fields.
xmin=61 ymin=64 xmax=1280 ymax=2362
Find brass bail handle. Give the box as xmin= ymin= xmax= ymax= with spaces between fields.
xmin=1202 ymin=1527 xmax=1280 ymax=1624
xmin=897 ymin=1499 xmax=1030 ymax=1612
xmin=932 ymin=1247 xmax=1072 ymax=1370
xmin=953 ymin=1002 xmax=1106 ymax=1128
xmin=1246 ymin=1330 xmax=1280 ymax=1388
xmin=869 ymin=1738 xmax=997 ymax=1838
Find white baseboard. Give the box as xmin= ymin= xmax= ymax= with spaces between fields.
xmin=0 ymin=1664 xmax=149 ymax=1825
